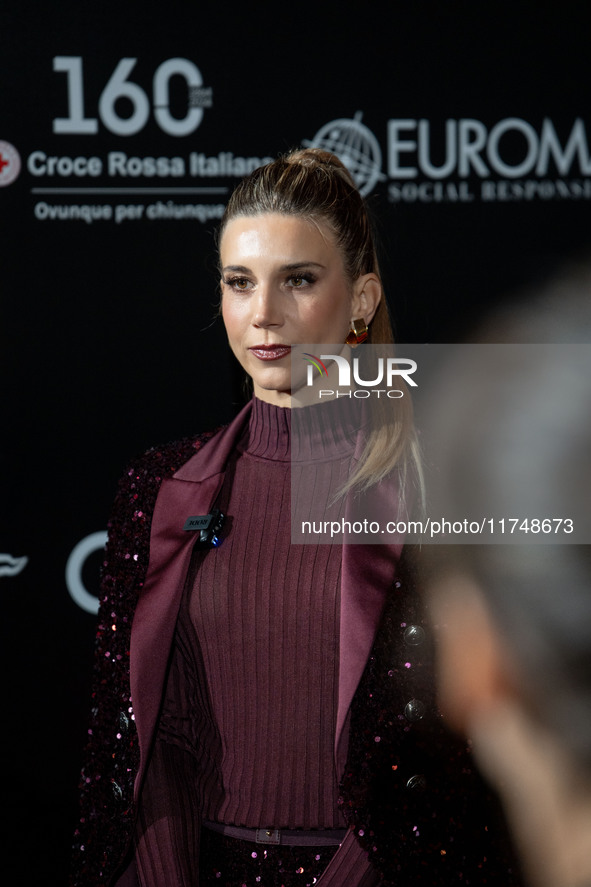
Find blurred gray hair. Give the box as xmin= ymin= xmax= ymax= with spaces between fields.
xmin=421 ymin=259 xmax=591 ymax=769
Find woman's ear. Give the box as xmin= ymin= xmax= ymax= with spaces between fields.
xmin=351 ymin=273 xmax=381 ymax=326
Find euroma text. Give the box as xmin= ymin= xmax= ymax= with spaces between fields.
xmin=317 ymin=388 xmax=405 ymax=399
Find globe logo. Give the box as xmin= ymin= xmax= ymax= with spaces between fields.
xmin=303 ymin=112 xmax=386 ymax=197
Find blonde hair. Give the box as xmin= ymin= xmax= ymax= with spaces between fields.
xmin=219 ymin=147 xmax=423 ymax=499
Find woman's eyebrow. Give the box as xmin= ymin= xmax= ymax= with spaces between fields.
xmin=280 ymin=261 xmax=326 ymax=271
xmin=222 ymin=264 xmax=252 ymax=274
xmin=222 ymin=261 xmax=326 ymax=274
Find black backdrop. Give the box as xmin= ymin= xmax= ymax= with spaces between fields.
xmin=2 ymin=3 xmax=591 ymax=883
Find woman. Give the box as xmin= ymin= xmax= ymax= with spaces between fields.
xmin=71 ymin=149 xmax=518 ymax=887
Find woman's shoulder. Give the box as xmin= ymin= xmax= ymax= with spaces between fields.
xmin=116 ymin=402 xmax=252 ymax=495
xmin=107 ymin=427 xmax=225 ymax=529
xmin=121 ymin=426 xmax=224 ymax=485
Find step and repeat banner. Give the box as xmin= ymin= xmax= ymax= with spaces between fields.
xmin=2 ymin=3 xmax=590 ymax=881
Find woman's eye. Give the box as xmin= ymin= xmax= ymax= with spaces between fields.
xmin=287 ymin=274 xmax=314 ymax=288
xmin=225 ymin=277 xmax=251 ymax=290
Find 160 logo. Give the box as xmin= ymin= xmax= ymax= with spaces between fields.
xmin=53 ymin=56 xmax=212 ymax=137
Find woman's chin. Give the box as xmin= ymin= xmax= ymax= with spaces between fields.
xmin=253 ymin=388 xmax=292 ymax=407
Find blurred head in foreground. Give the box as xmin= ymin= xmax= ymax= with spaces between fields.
xmin=421 ymin=262 xmax=591 ymax=887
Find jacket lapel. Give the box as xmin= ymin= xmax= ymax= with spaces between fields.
xmin=131 ymin=403 xmax=251 ymax=795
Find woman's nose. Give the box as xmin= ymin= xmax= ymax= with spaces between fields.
xmin=252 ymin=283 xmax=282 ymax=328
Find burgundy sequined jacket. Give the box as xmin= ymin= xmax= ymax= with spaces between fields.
xmin=70 ymin=403 xmax=520 ymax=887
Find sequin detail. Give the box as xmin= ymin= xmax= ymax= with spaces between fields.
xmin=71 ymin=431 xmax=216 ymax=886
xmin=338 ymin=555 xmax=522 ymax=885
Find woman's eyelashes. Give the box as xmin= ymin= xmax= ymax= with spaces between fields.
xmin=286 ymin=272 xmax=317 ymax=288
xmin=223 ymin=275 xmax=252 ymax=291
xmin=222 ymin=272 xmax=318 ymax=292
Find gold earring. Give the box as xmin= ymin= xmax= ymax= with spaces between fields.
xmin=345 ymin=318 xmax=368 ymax=347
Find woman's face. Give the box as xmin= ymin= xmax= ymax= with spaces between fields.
xmin=220 ymin=212 xmax=373 ymax=407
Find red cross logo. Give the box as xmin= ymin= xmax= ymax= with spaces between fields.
xmin=0 ymin=141 xmax=21 ymax=186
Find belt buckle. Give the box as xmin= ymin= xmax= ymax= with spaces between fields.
xmin=256 ymin=828 xmax=281 ymax=845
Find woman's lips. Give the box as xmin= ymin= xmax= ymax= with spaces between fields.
xmin=249 ymin=345 xmax=292 ymax=361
